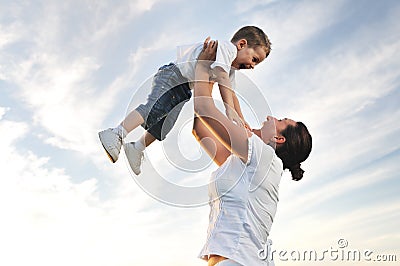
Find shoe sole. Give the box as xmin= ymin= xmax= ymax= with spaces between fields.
xmin=98 ymin=132 xmax=117 ymax=163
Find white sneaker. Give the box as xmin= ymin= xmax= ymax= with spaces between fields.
xmin=98 ymin=128 xmax=122 ymax=163
xmin=124 ymin=142 xmax=144 ymax=175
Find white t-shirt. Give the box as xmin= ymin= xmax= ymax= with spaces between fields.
xmin=199 ymin=134 xmax=282 ymax=265
xmin=175 ymin=40 xmax=237 ymax=89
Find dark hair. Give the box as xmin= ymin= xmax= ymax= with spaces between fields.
xmin=275 ymin=122 xmax=312 ymax=181
xmin=231 ymin=26 xmax=272 ymax=58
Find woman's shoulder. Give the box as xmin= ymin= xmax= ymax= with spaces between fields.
xmin=248 ymin=134 xmax=282 ymax=168
xmin=249 ymin=134 xmax=275 ymax=153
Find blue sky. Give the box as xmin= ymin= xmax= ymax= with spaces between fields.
xmin=0 ymin=0 xmax=399 ymax=265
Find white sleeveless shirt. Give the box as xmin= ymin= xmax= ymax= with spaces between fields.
xmin=199 ymin=134 xmax=283 ymax=265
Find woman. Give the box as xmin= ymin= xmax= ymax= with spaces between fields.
xmin=193 ymin=40 xmax=312 ymax=266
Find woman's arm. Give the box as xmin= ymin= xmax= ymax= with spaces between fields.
xmin=194 ymin=40 xmax=249 ymax=162
xmin=192 ymin=115 xmax=231 ymax=166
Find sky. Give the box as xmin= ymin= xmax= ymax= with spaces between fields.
xmin=0 ymin=0 xmax=399 ymax=265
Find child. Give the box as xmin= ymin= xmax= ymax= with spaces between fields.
xmin=99 ymin=26 xmax=271 ymax=175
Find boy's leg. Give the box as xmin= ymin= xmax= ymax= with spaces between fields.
xmin=144 ymin=131 xmax=157 ymax=146
xmin=98 ymin=66 xmax=167 ymax=163
xmin=99 ymin=63 xmax=188 ymax=164
xmin=120 ymin=109 xmax=145 ymax=134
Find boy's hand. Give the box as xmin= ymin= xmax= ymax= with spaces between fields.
xmin=197 ymin=37 xmax=218 ymax=63
xmin=243 ymin=120 xmax=251 ymax=131
xmin=226 ymin=108 xmax=246 ymax=127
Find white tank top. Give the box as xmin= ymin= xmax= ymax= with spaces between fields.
xmin=199 ymin=134 xmax=282 ymax=265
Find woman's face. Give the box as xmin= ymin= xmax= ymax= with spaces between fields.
xmin=267 ymin=116 xmax=296 ymax=134
xmin=261 ymin=116 xmax=297 ymax=143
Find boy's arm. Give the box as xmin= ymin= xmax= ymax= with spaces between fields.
xmin=232 ymin=92 xmax=250 ymax=128
xmin=213 ymin=67 xmax=244 ymax=127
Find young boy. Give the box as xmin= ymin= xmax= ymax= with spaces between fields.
xmin=99 ymin=26 xmax=271 ymax=175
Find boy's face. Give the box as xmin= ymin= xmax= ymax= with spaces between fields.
xmin=231 ymin=39 xmax=267 ymax=70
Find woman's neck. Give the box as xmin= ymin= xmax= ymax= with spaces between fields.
xmin=252 ymin=128 xmax=274 ymax=147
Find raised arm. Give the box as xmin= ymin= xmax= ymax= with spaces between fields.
xmin=194 ymin=40 xmax=249 ymax=162
xmin=214 ymin=68 xmax=245 ymax=127
xmin=213 ymin=67 xmax=235 ymax=110
xmin=232 ymin=91 xmax=250 ymax=129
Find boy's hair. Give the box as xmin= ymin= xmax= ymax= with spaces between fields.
xmin=231 ymin=26 xmax=271 ymax=58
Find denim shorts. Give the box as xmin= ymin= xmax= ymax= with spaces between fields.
xmin=135 ymin=63 xmax=192 ymax=141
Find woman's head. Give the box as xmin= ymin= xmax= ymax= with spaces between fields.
xmin=261 ymin=116 xmax=312 ymax=181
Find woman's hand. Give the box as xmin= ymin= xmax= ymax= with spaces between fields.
xmin=195 ymin=37 xmax=218 ymax=86
xmin=197 ymin=37 xmax=218 ymax=63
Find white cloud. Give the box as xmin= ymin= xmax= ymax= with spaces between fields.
xmin=270 ymin=200 xmax=400 ymax=266
xmin=1 ymin=1 xmax=399 ymax=265
xmin=0 ymin=109 xmax=207 ymax=266
xmin=279 ymin=149 xmax=399 ymax=218
xmin=7 ymin=53 xmax=103 ymax=154
xmin=252 ymin=0 xmax=345 ymax=57
xmin=0 ymin=106 xmax=9 ymax=118
xmin=234 ymin=0 xmax=279 ymax=14
xmin=235 ymin=0 xmax=400 ymax=182
xmin=0 ymin=0 xmax=194 ymax=158
xmin=0 ymin=23 xmax=21 ymax=49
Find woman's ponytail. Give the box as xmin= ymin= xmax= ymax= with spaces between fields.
xmin=275 ymin=122 xmax=312 ymax=181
